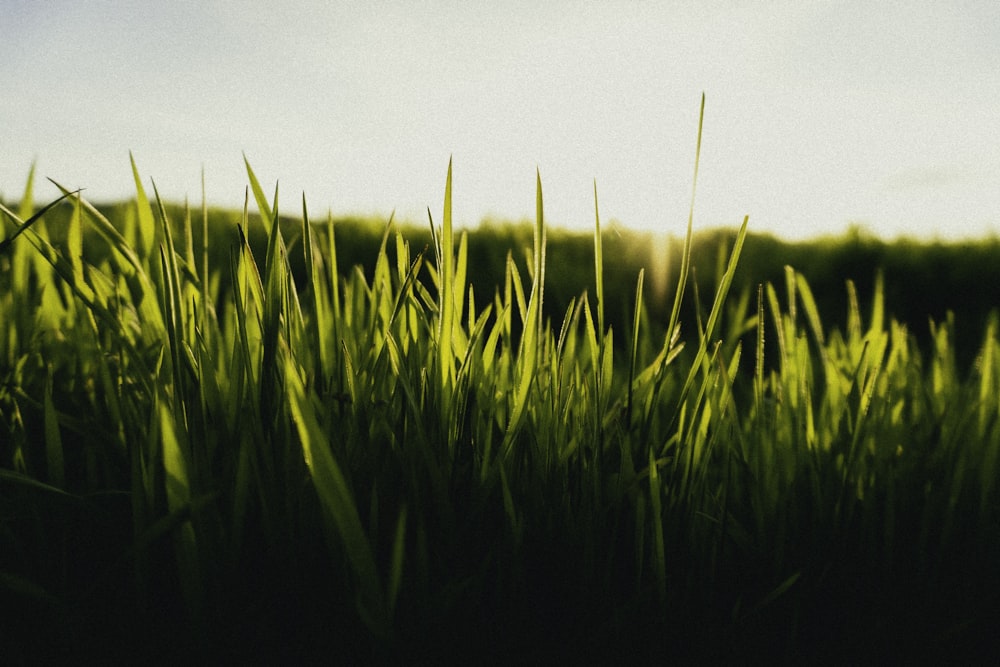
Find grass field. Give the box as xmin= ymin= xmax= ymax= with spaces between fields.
xmin=3 ymin=111 xmax=1000 ymax=662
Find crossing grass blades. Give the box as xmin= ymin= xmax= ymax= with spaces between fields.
xmin=2 ymin=98 xmax=999 ymax=662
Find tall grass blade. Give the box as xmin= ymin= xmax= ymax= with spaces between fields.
xmin=436 ymin=157 xmax=456 ymax=398
xmin=664 ymin=93 xmax=705 ymax=351
xmin=593 ymin=180 xmax=605 ymax=337
xmin=243 ymin=156 xmax=274 ymax=236
xmin=501 ymin=170 xmax=545 ymax=461
xmin=627 ymin=269 xmax=645 ymax=428
xmin=129 ymin=152 xmax=158 ymax=260
xmin=284 ymin=356 xmax=387 ymax=636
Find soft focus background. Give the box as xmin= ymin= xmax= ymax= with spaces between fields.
xmin=3 ymin=0 xmax=999 ymax=240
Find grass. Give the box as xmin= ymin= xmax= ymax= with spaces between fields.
xmin=2 ymin=103 xmax=1000 ymax=662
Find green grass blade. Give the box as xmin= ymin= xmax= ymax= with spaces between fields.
xmin=129 ymin=152 xmax=158 ymax=260
xmin=16 ymin=162 xmax=35 ymax=224
xmin=627 ymin=268 xmax=645 ymax=428
xmin=284 ymin=355 xmax=387 ymax=635
xmin=301 ymin=196 xmax=332 ymax=379
xmin=593 ymin=179 xmax=605 ymax=337
xmin=158 ymin=397 xmax=203 ymax=621
xmin=501 ymin=170 xmax=546 ymax=461
xmin=437 ymin=157 xmax=456 ymax=396
xmin=664 ymin=93 xmax=706 ymax=352
xmin=243 ymin=156 xmax=274 ymax=235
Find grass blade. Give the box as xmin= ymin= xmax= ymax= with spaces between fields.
xmin=284 ymin=355 xmax=387 ymax=636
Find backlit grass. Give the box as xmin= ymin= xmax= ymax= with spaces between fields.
xmin=2 ymin=104 xmax=999 ymax=662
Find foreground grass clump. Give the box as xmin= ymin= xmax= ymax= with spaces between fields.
xmin=3 ymin=146 xmax=1000 ymax=661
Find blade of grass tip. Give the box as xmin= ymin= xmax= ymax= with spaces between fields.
xmin=326 ymin=212 xmax=342 ymax=329
xmin=507 ymin=253 xmax=528 ymax=331
xmin=201 ymin=168 xmax=210 ymax=322
xmin=533 ymin=168 xmax=546 ymax=343
xmin=637 ymin=98 xmax=704 ymax=445
xmin=592 ymin=180 xmax=608 ymax=438
xmin=153 ymin=181 xmax=187 ymax=394
xmin=393 ymin=226 xmax=410 ymax=285
xmin=302 ymin=195 xmax=330 ymax=376
xmin=0 ymin=188 xmax=81 ymax=254
xmin=260 ymin=185 xmax=289 ymax=418
xmin=369 ymin=245 xmax=429 ymax=374
xmin=454 ymin=230 xmax=469 ymax=346
xmin=426 ymin=207 xmax=440 ymax=282
xmin=8 ymin=164 xmax=38 ymax=294
xmin=664 ymin=93 xmax=706 ymax=352
xmin=466 ymin=282 xmax=477 ymax=339
xmin=794 ymin=272 xmax=825 ymax=348
xmin=64 ymin=191 xmax=85 ymax=300
xmin=371 ymin=216 xmax=396 ymax=336
xmin=153 ymin=180 xmax=182 ymax=299
xmin=440 ymin=158 xmax=455 ymax=362
xmin=130 ymin=152 xmax=158 ymax=260
xmin=230 ymin=223 xmax=262 ymax=401
xmin=500 ymin=170 xmax=544 ymax=460
xmin=627 ymin=269 xmax=645 ymax=428
xmin=766 ymin=282 xmax=788 ymax=375
xmin=438 ymin=157 xmax=456 ymax=396
xmin=243 ymin=155 xmax=274 ymax=236
xmin=16 ymin=161 xmax=35 ymax=224
xmin=500 ymin=171 xmax=544 ymax=462
xmin=593 ymin=179 xmax=606 ymax=337
xmin=868 ymin=269 xmax=885 ymax=338
xmin=668 ymin=120 xmax=749 ymax=438
xmin=780 ymin=269 xmax=799 ymax=376
xmin=183 ymin=198 xmax=197 ymax=279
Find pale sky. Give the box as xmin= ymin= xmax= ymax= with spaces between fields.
xmin=3 ymin=1 xmax=999 ymax=241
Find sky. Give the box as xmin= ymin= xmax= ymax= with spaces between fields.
xmin=3 ymin=0 xmax=1000 ymax=241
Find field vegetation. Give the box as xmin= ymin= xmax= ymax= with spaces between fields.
xmin=2 ymin=110 xmax=1000 ymax=662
